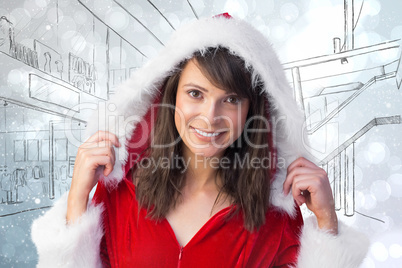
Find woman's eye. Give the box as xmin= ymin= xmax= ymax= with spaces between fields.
xmin=188 ymin=90 xmax=201 ymax=98
xmin=227 ymin=96 xmax=240 ymax=104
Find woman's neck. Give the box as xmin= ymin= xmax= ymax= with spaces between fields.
xmin=182 ymin=150 xmax=223 ymax=193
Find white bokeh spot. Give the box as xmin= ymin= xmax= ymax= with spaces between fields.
xmin=387 ymin=174 xmax=402 ymax=198
xmin=371 ymin=242 xmax=388 ymax=262
xmin=280 ymin=3 xmax=299 ymax=22
xmin=364 ymin=142 xmax=386 ymax=164
xmin=370 ymin=180 xmax=391 ymax=202
xmin=224 ymin=0 xmax=248 ymax=19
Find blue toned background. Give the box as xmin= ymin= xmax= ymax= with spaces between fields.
xmin=0 ymin=0 xmax=401 ymax=267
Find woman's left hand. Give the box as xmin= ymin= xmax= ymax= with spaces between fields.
xmin=283 ymin=157 xmax=338 ymax=234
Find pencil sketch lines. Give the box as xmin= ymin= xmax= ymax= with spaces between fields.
xmin=321 ymin=115 xmax=401 ymax=217
xmin=307 ymin=71 xmax=397 ymax=134
xmin=355 ymin=210 xmax=385 ymax=224
xmin=319 ymin=116 xmax=401 ymax=165
xmin=113 ymin=0 xmax=165 ymax=45
xmin=186 ymin=0 xmax=199 ymax=19
xmin=34 ymin=40 xmax=63 ymax=79
xmin=146 ymin=0 xmax=176 ymax=30
xmin=0 ymin=97 xmax=85 ymax=124
xmin=1 ymin=16 xmax=66 ymax=79
xmin=0 ymin=206 xmax=52 ymax=218
xmin=0 ymin=16 xmax=39 ymax=68
xmin=284 ymin=38 xmax=400 ymax=138
xmin=29 ymin=74 xmax=81 ymax=112
xmin=68 ymin=53 xmax=96 ymax=94
xmin=77 ymin=0 xmax=147 ymax=58
xmin=10 ymin=42 xmax=39 ymax=68
xmin=396 ymin=52 xmax=402 ymax=89
xmin=110 ymin=68 xmax=126 ymax=94
xmin=0 ymin=16 xmax=14 ymax=52
xmin=343 ymin=0 xmax=355 ymax=51
xmin=353 ymin=0 xmax=365 ymax=31
xmin=283 ymin=40 xmax=400 ymax=69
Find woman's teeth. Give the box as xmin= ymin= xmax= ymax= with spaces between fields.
xmin=194 ymin=128 xmax=221 ymax=137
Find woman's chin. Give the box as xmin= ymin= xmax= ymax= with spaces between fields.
xmin=192 ymin=149 xmax=225 ymax=160
xmin=182 ymin=140 xmax=228 ymax=160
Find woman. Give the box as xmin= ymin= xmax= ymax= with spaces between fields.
xmin=32 ymin=14 xmax=368 ymax=267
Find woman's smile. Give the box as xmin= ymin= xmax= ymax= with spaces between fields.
xmin=174 ymin=59 xmax=250 ymax=158
xmin=191 ymin=126 xmax=226 ymax=140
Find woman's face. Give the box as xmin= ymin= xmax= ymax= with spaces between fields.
xmin=174 ymin=59 xmax=250 ymax=159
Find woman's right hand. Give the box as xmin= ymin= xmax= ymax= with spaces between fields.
xmin=66 ymin=131 xmax=120 ymax=223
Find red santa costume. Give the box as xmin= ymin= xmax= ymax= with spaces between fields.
xmin=31 ymin=14 xmax=369 ymax=267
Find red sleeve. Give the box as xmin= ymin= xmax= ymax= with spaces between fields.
xmin=92 ymin=181 xmax=111 ymax=267
xmin=92 ymin=179 xmax=136 ymax=268
xmin=273 ymin=205 xmax=303 ymax=267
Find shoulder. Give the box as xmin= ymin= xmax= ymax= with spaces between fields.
xmin=91 ymin=178 xmax=139 ymax=236
xmin=260 ymin=204 xmax=304 ymax=237
xmin=243 ymin=204 xmax=303 ymax=266
xmin=92 ymin=178 xmax=136 ymax=206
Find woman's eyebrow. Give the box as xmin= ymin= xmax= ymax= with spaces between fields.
xmin=183 ymin=83 xmax=239 ymax=96
xmin=183 ymin=83 xmax=208 ymax=92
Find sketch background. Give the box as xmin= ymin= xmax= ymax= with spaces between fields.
xmin=0 ymin=0 xmax=401 ymax=267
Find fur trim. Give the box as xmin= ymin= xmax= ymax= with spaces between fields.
xmin=31 ymin=193 xmax=104 ymax=268
xmin=85 ymin=17 xmax=311 ymax=214
xmin=297 ymin=217 xmax=370 ymax=268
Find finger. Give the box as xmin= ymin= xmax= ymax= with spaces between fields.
xmin=88 ymin=144 xmax=116 ymax=168
xmin=294 ymin=192 xmax=307 ymax=207
xmin=283 ymin=174 xmax=293 ymax=196
xmin=291 ymin=176 xmax=313 ymax=206
xmin=283 ymin=166 xmax=318 ymax=195
xmin=80 ymin=136 xmax=110 ymax=149
xmin=291 ymin=174 xmax=323 ymax=199
xmin=88 ymin=155 xmax=115 ymax=176
xmin=90 ymin=144 xmax=116 ymax=164
xmin=287 ymin=157 xmax=319 ymax=174
xmin=85 ymin=155 xmax=111 ymax=170
xmin=79 ymin=140 xmax=114 ymax=155
xmin=97 ymin=140 xmax=115 ymax=149
xmin=287 ymin=167 xmax=326 ymax=185
xmin=291 ymin=178 xmax=309 ymax=206
xmin=283 ymin=168 xmax=324 ymax=196
xmin=103 ymin=157 xmax=115 ymax=176
xmin=85 ymin=131 xmax=121 ymax=147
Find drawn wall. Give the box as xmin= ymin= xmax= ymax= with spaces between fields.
xmin=0 ymin=0 xmax=401 ymax=267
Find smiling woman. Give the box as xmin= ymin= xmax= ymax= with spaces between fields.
xmin=31 ymin=14 xmax=369 ymax=267
xmin=134 ymin=47 xmax=269 ymax=238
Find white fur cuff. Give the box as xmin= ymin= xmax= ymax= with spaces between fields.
xmin=31 ymin=192 xmax=104 ymax=268
xmin=297 ymin=217 xmax=370 ymax=268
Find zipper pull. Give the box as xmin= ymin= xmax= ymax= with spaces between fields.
xmin=178 ymin=246 xmax=184 ymax=260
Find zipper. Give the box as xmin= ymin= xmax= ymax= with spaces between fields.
xmin=177 ymin=246 xmax=184 ymax=268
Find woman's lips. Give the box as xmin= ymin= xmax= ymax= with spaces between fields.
xmin=190 ymin=126 xmax=225 ymax=141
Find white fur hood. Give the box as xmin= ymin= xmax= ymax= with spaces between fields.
xmin=84 ymin=15 xmax=309 ymax=216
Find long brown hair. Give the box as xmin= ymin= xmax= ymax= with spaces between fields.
xmin=134 ymin=47 xmax=272 ymax=231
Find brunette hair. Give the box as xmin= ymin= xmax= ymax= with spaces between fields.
xmin=134 ymin=47 xmax=271 ymax=231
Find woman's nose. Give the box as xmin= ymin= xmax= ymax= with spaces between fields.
xmin=203 ymin=101 xmax=222 ymax=124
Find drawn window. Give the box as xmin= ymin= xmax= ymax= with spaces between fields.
xmin=27 ymin=139 xmax=39 ymax=161
xmin=41 ymin=139 xmax=49 ymax=161
xmin=68 ymin=156 xmax=75 ymax=178
xmin=14 ymin=140 xmax=26 ymax=162
xmin=55 ymin=138 xmax=68 ymax=161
